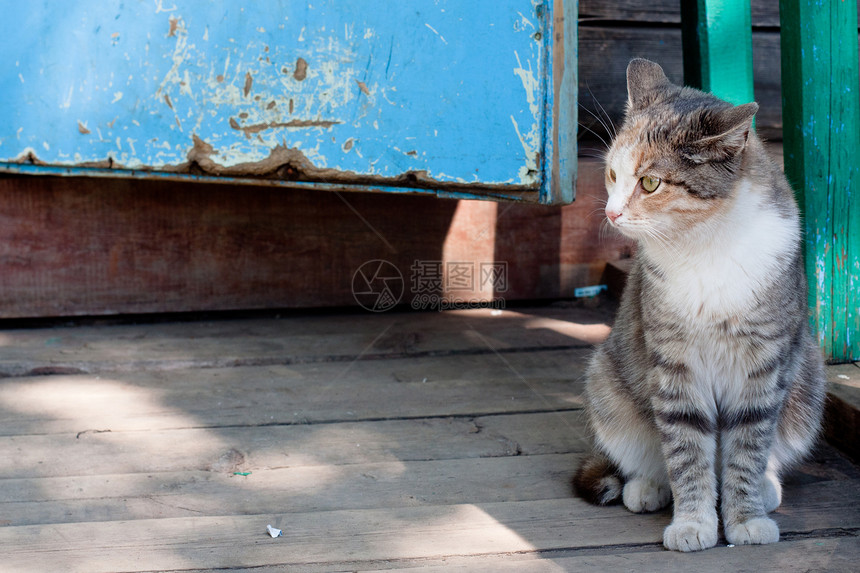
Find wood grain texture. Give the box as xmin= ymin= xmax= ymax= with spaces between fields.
xmin=0 ymin=172 xmax=628 ymax=317
xmin=0 ymin=357 xmax=591 ymax=436
xmin=0 ymin=310 xmax=611 ymax=379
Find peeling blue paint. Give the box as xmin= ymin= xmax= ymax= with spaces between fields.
xmin=0 ymin=0 xmax=576 ymax=203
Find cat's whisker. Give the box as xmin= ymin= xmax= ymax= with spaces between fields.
xmin=588 ymin=203 xmax=608 ymax=216
xmin=579 ymin=191 xmax=608 ymax=205
xmin=577 ymin=122 xmax=610 ymax=150
xmin=593 ymin=94 xmax=618 ymax=140
xmin=647 ymin=224 xmax=683 ymax=265
xmin=579 ymin=101 xmax=615 ymax=144
xmin=579 ymin=152 xmax=609 ymax=162
xmin=579 ymin=154 xmax=609 ymax=162
xmin=641 ymin=224 xmax=671 ymax=251
xmin=578 ymin=146 xmax=608 ymax=156
xmin=598 ymin=218 xmax=611 ymax=243
xmin=584 ymin=80 xmax=618 ymax=139
xmin=580 ymin=81 xmax=618 ymax=139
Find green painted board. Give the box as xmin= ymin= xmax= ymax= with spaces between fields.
xmin=680 ymin=0 xmax=755 ymax=107
xmin=780 ymin=0 xmax=860 ymax=361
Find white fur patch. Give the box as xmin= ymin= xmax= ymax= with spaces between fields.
xmin=594 ymin=418 xmax=668 ymax=484
xmin=623 ymin=478 xmax=671 ymax=512
xmin=605 ymin=145 xmax=640 ymax=220
xmin=664 ymin=516 xmax=719 ymax=552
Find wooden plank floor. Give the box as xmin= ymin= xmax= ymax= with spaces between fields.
xmin=0 ymin=305 xmax=858 ymax=572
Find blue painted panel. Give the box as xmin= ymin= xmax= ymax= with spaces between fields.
xmin=0 ymin=1 xmax=576 ymax=203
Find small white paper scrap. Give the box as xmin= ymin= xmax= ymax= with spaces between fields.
xmin=266 ymin=524 xmax=283 ymax=538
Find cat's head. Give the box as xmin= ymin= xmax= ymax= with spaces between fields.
xmin=604 ymin=58 xmax=758 ymax=242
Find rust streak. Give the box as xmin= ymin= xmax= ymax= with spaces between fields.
xmin=12 ymin=139 xmax=537 ymax=199
xmin=229 ymin=118 xmax=342 ymax=137
xmin=289 ymin=99 xmax=294 ymax=114
xmin=293 ymin=58 xmax=308 ymax=81
xmin=167 ymin=135 xmax=538 ymax=198
xmin=164 ymin=93 xmax=174 ymax=109
xmin=243 ymin=72 xmax=253 ymax=97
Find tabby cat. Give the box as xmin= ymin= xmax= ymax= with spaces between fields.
xmin=573 ymin=59 xmax=826 ymax=552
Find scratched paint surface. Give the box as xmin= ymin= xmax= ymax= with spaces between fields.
xmin=1 ymin=1 xmax=546 ymax=189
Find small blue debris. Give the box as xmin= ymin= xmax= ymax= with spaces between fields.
xmin=574 ymin=285 xmax=608 ymax=298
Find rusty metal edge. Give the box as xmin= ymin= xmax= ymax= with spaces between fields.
xmin=0 ymin=163 xmax=541 ymax=203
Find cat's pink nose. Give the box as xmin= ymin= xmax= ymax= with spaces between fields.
xmin=606 ymin=209 xmax=622 ymax=223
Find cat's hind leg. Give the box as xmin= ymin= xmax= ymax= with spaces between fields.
xmin=758 ymin=344 xmax=827 ymax=514
xmin=582 ymin=350 xmax=671 ymax=514
xmin=759 ymin=458 xmax=782 ymax=513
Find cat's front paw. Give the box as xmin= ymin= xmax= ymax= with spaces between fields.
xmin=622 ymin=478 xmax=671 ymax=513
xmin=725 ymin=517 xmax=779 ymax=546
xmin=663 ymin=520 xmax=718 ymax=552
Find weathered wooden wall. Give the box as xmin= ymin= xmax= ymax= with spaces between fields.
xmin=0 ymin=160 xmax=628 ymax=318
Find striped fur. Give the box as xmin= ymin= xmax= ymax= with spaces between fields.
xmin=575 ymin=60 xmax=827 ymax=553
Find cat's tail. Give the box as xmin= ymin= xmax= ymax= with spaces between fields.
xmin=572 ymin=453 xmax=623 ymax=505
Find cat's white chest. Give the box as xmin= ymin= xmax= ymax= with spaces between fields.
xmin=664 ymin=244 xmax=763 ymax=319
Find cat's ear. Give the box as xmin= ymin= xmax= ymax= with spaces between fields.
xmin=683 ymin=102 xmax=759 ymax=164
xmin=626 ymin=59 xmax=670 ymax=111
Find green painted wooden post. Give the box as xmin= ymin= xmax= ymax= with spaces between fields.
xmin=780 ymin=0 xmax=860 ymax=362
xmin=680 ymin=0 xmax=755 ymax=107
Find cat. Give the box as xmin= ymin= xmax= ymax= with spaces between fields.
xmin=572 ymin=59 xmax=826 ymax=552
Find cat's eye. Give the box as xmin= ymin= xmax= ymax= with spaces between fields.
xmin=641 ymin=175 xmax=661 ymax=193
xmin=608 ymin=168 xmax=616 ymax=183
